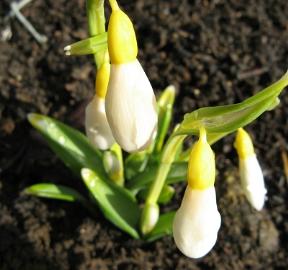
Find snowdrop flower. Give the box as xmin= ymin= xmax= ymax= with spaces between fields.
xmin=234 ymin=128 xmax=267 ymax=211
xmin=105 ymin=0 xmax=157 ymax=152
xmin=85 ymin=62 xmax=115 ymax=150
xmin=173 ymin=128 xmax=221 ymax=259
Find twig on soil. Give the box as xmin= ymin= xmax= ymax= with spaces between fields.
xmin=1 ymin=0 xmax=47 ymax=44
xmin=237 ymin=67 xmax=268 ymax=80
xmin=6 ymin=0 xmax=33 ymax=19
xmin=281 ymin=150 xmax=288 ymax=183
xmin=10 ymin=1 xmax=47 ymax=44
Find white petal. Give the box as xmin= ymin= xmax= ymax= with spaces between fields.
xmin=173 ymin=186 xmax=221 ymax=259
xmin=105 ymin=59 xmax=157 ymax=152
xmin=85 ymin=95 xmax=115 ymax=150
xmin=239 ymin=155 xmax=267 ymax=211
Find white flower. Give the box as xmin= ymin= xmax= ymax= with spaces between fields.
xmin=105 ymin=59 xmax=158 ymax=152
xmin=85 ymin=95 xmax=115 ymax=150
xmin=173 ymin=128 xmax=221 ymax=259
xmin=234 ymin=128 xmax=267 ymax=211
xmin=239 ymin=154 xmax=267 ymax=211
xmin=173 ymin=186 xmax=221 ymax=259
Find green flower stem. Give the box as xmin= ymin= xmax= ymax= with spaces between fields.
xmin=109 ymin=0 xmax=119 ymax=10
xmin=86 ymin=0 xmax=106 ymax=67
xmin=140 ymin=134 xmax=186 ymax=234
xmin=146 ymin=135 xmax=186 ymax=205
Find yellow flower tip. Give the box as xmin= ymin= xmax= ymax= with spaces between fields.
xmin=108 ymin=7 xmax=138 ymax=64
xmin=234 ymin=128 xmax=255 ymax=159
xmin=96 ymin=62 xmax=110 ymax=98
xmin=188 ymin=128 xmax=215 ymax=190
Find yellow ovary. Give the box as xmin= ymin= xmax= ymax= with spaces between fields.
xmin=108 ymin=1 xmax=138 ymax=64
xmin=188 ymin=128 xmax=215 ymax=190
xmin=234 ymin=128 xmax=255 ymax=159
xmin=96 ymin=62 xmax=110 ymax=98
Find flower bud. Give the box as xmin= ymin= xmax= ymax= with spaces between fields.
xmin=85 ymin=95 xmax=115 ymax=150
xmin=234 ymin=128 xmax=267 ymax=210
xmin=173 ymin=128 xmax=221 ymax=258
xmin=85 ymin=60 xmax=115 ymax=150
xmin=106 ymin=3 xmax=157 ymax=152
xmin=140 ymin=202 xmax=159 ymax=235
xmin=103 ymin=150 xmax=123 ymax=186
xmin=105 ymin=60 xmax=157 ymax=152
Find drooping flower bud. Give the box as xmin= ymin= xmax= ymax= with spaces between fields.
xmin=234 ymin=128 xmax=266 ymax=210
xmin=140 ymin=202 xmax=159 ymax=235
xmin=85 ymin=62 xmax=115 ymax=150
xmin=173 ymin=128 xmax=221 ymax=259
xmin=103 ymin=149 xmax=123 ymax=186
xmin=105 ymin=0 xmax=157 ymax=152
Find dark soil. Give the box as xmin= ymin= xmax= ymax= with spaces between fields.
xmin=1 ymin=0 xmax=288 ymax=269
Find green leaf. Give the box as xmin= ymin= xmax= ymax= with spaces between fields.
xmin=145 ymin=211 xmax=175 ymax=242
xmin=128 ymin=162 xmax=187 ymax=192
xmin=87 ymin=0 xmax=106 ymax=37
xmin=137 ymin=184 xmax=175 ymax=204
xmin=124 ymin=151 xmax=148 ymax=180
xmin=267 ymin=97 xmax=280 ymax=111
xmin=158 ymin=185 xmax=175 ymax=204
xmin=175 ymin=71 xmax=288 ymax=136
xmin=25 ymin=183 xmax=86 ymax=202
xmin=154 ymin=86 xmax=176 ymax=153
xmin=81 ymin=168 xmax=140 ymax=239
xmin=64 ymin=32 xmax=107 ymax=56
xmin=28 ymin=113 xmax=107 ymax=178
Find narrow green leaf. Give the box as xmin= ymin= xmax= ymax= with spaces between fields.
xmin=154 ymin=86 xmax=176 ymax=153
xmin=87 ymin=0 xmax=106 ymax=37
xmin=267 ymin=97 xmax=280 ymax=111
xmin=128 ymin=162 xmax=187 ymax=192
xmin=25 ymin=183 xmax=86 ymax=202
xmin=64 ymin=33 xmax=107 ymax=56
xmin=81 ymin=168 xmax=140 ymax=239
xmin=175 ymin=71 xmax=288 ymax=136
xmin=207 ymin=132 xmax=229 ymax=145
xmin=28 ymin=113 xmax=107 ymax=178
xmin=86 ymin=0 xmax=107 ymax=67
xmin=145 ymin=211 xmax=175 ymax=242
